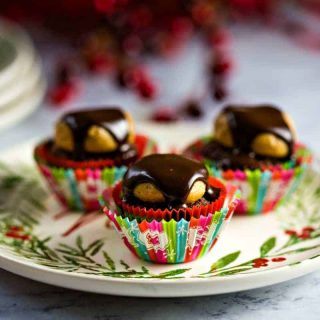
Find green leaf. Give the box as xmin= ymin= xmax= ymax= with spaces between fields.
xmin=59 ymin=243 xmax=79 ymax=251
xmin=120 ymin=260 xmax=130 ymax=270
xmin=103 ymin=251 xmax=115 ymax=271
xmin=43 ymin=248 xmax=60 ymax=260
xmin=101 ymin=271 xmax=141 ymax=278
xmin=76 ymin=236 xmax=83 ymax=251
xmin=216 ymin=267 xmax=251 ymax=276
xmin=41 ymin=236 xmax=52 ymax=244
xmin=282 ymin=236 xmax=300 ymax=249
xmin=64 ymin=256 xmax=79 ymax=266
xmin=210 ymin=251 xmax=240 ymax=272
xmin=157 ymin=268 xmax=190 ymax=278
xmin=90 ymin=242 xmax=104 ymax=256
xmin=277 ymin=244 xmax=320 ymax=256
xmin=310 ymin=230 xmax=320 ymax=239
xmin=56 ymin=248 xmax=78 ymax=255
xmin=1 ymin=175 xmax=22 ymax=189
xmin=141 ymin=266 xmax=149 ymax=273
xmin=260 ymin=237 xmax=276 ymax=257
xmin=85 ymin=239 xmax=103 ymax=253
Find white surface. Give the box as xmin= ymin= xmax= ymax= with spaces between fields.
xmin=0 ymin=265 xmax=319 ymax=320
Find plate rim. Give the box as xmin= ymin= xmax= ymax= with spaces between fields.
xmin=0 ymin=59 xmax=41 ymax=109
xmin=1 ymin=241 xmax=320 ymax=284
xmin=0 ymin=247 xmax=320 ymax=296
xmin=0 ymin=76 xmax=45 ymax=131
xmin=0 ymin=19 xmax=35 ymax=88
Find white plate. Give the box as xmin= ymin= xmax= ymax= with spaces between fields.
xmin=0 ymin=19 xmax=36 ymax=93
xmin=0 ymin=76 xmax=45 ymax=131
xmin=0 ymin=58 xmax=42 ymax=109
xmin=0 ymin=138 xmax=319 ymax=297
xmin=0 ymin=19 xmax=44 ymax=131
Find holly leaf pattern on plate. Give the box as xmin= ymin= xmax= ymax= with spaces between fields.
xmin=210 ymin=251 xmax=241 ymax=272
xmin=260 ymin=237 xmax=276 ymax=257
xmin=103 ymin=251 xmax=116 ymax=271
xmin=157 ymin=269 xmax=191 ymax=278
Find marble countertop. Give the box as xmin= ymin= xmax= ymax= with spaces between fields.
xmin=1 ymin=27 xmax=320 ymax=319
xmin=0 ymin=267 xmax=319 ymax=320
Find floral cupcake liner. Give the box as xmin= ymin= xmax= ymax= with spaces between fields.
xmin=34 ymin=134 xmax=157 ymax=212
xmin=184 ymin=137 xmax=312 ymax=215
xmin=103 ymin=181 xmax=240 ymax=264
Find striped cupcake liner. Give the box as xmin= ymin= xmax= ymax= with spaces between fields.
xmin=184 ymin=137 xmax=312 ymax=215
xmin=34 ymin=135 xmax=157 ymax=212
xmin=103 ymin=183 xmax=240 ymax=264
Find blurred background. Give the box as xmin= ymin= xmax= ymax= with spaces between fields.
xmin=0 ymin=0 xmax=319 ymax=151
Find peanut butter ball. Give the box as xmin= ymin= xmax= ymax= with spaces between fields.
xmin=213 ymin=105 xmax=296 ymax=159
xmin=54 ymin=108 xmax=135 ymax=156
xmin=123 ymin=154 xmax=210 ymax=208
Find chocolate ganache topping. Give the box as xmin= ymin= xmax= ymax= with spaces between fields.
xmin=122 ymin=154 xmax=216 ymax=209
xmin=202 ymin=105 xmax=296 ymax=169
xmin=52 ymin=108 xmax=137 ymax=163
xmin=222 ymin=105 xmax=294 ymax=153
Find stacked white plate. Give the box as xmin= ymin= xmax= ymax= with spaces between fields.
xmin=0 ymin=19 xmax=45 ymax=131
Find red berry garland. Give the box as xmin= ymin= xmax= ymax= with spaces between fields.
xmin=49 ymin=63 xmax=81 ymax=106
xmin=0 ymin=0 xmax=316 ymax=118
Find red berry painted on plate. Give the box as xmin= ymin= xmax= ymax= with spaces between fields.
xmin=9 ymin=226 xmax=23 ymax=232
xmin=285 ymin=230 xmax=297 ymax=237
xmin=5 ymin=231 xmax=30 ymax=241
xmin=297 ymin=226 xmax=315 ymax=239
xmin=272 ymin=257 xmax=286 ymax=262
xmin=253 ymin=258 xmax=269 ymax=268
xmin=302 ymin=227 xmax=315 ymax=233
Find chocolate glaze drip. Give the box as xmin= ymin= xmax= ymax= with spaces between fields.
xmin=50 ymin=141 xmax=138 ymax=166
xmin=201 ymin=105 xmax=295 ymax=169
xmin=201 ymin=140 xmax=290 ymax=170
xmin=223 ymin=105 xmax=294 ymax=155
xmin=57 ymin=108 xmax=134 ymax=161
xmin=123 ymin=154 xmax=212 ymax=209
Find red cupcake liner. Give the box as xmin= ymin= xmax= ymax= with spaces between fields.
xmin=112 ymin=177 xmax=227 ymax=221
xmin=34 ymin=134 xmax=157 ymax=169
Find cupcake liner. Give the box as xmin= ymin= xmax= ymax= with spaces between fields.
xmin=184 ymin=137 xmax=312 ymax=215
xmin=111 ymin=177 xmax=227 ymax=222
xmin=104 ymin=183 xmax=240 ymax=264
xmin=34 ymin=134 xmax=157 ymax=212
